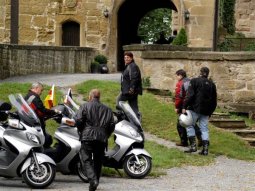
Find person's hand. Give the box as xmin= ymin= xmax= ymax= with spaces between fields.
xmin=129 ymin=88 xmax=135 ymax=95
xmin=175 ymin=109 xmax=179 ymax=113
xmin=182 ymin=109 xmax=186 ymax=114
xmin=54 ymin=109 xmax=62 ymax=114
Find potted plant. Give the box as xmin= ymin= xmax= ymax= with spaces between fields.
xmin=94 ymin=54 xmax=109 ymax=73
xmin=90 ymin=61 xmax=100 ymax=73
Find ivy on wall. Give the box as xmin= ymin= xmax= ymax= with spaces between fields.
xmin=221 ymin=0 xmax=236 ymax=34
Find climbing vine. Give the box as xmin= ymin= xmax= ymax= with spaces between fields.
xmin=221 ymin=0 xmax=236 ymax=34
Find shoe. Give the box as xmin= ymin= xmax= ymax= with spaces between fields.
xmin=175 ymin=142 xmax=188 ymax=147
xmin=184 ymin=136 xmax=197 ymax=153
xmin=89 ymin=180 xmax=99 ymax=191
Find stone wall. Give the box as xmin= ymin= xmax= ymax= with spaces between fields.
xmin=0 ymin=0 xmax=10 ymax=43
xmin=0 ymin=44 xmax=96 ymax=79
xmin=235 ymin=0 xmax=255 ymax=37
xmin=124 ymin=44 xmax=255 ymax=113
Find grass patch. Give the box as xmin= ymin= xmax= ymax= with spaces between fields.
xmin=1 ymin=81 xmax=254 ymax=177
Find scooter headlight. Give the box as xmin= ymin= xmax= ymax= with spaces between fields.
xmin=26 ymin=133 xmax=40 ymax=144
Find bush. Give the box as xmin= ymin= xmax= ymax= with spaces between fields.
xmin=172 ymin=28 xmax=188 ymax=46
xmin=90 ymin=61 xmax=100 ymax=73
xmin=94 ymin=54 xmax=108 ymax=65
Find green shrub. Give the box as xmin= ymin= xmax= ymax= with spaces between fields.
xmin=94 ymin=54 xmax=108 ymax=64
xmin=244 ymin=43 xmax=255 ymax=51
xmin=172 ymin=28 xmax=187 ymax=46
xmin=217 ymin=38 xmax=234 ymax=51
xmin=90 ymin=61 xmax=100 ymax=73
xmin=142 ymin=76 xmax=151 ymax=88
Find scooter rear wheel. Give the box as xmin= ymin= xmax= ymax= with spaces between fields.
xmin=76 ymin=161 xmax=89 ymax=183
xmin=123 ymin=154 xmax=152 ymax=179
xmin=22 ymin=162 xmax=56 ymax=188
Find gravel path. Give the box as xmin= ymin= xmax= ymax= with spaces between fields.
xmin=1 ymin=73 xmax=255 ymax=191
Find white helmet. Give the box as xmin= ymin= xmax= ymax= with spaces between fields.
xmin=179 ymin=110 xmax=194 ymax=128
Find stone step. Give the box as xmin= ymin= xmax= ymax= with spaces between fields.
xmin=241 ymin=137 xmax=255 ymax=146
xmin=230 ymin=129 xmax=255 ymax=138
xmin=210 ymin=112 xmax=231 ymax=119
xmin=209 ymin=119 xmax=247 ymax=129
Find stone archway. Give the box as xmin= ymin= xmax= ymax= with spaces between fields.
xmin=110 ymin=0 xmax=179 ymax=71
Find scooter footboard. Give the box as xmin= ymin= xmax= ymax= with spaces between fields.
xmin=20 ymin=153 xmax=56 ymax=174
xmin=126 ymin=148 xmax=152 ymax=158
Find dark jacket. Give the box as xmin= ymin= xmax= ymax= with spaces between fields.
xmin=183 ymin=76 xmax=217 ymax=116
xmin=24 ymin=90 xmax=56 ymax=129
xmin=74 ymin=99 xmax=115 ymax=143
xmin=121 ymin=62 xmax=142 ymax=95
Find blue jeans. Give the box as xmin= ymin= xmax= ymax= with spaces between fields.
xmin=186 ymin=110 xmax=209 ymax=141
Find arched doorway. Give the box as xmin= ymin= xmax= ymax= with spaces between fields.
xmin=62 ymin=21 xmax=80 ymax=46
xmin=117 ymin=0 xmax=177 ymax=71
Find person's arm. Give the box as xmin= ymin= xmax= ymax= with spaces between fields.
xmin=74 ymin=104 xmax=86 ymax=132
xmin=34 ymin=97 xmax=56 ymax=116
xmin=183 ymin=80 xmax=195 ymax=112
xmin=129 ymin=63 xmax=141 ymax=94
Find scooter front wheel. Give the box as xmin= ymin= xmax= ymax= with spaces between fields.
xmin=123 ymin=154 xmax=152 ymax=179
xmin=22 ymin=162 xmax=56 ymax=188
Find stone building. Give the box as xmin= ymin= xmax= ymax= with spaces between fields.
xmin=0 ymin=0 xmax=254 ymax=71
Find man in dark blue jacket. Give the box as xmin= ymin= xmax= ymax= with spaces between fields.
xmin=74 ymin=89 xmax=115 ymax=191
xmin=116 ymin=52 xmax=142 ymax=119
xmin=182 ymin=67 xmax=217 ymax=155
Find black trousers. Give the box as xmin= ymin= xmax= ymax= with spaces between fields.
xmin=80 ymin=141 xmax=106 ymax=183
xmin=116 ymin=92 xmax=139 ymax=118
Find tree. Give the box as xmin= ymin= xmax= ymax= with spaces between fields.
xmin=138 ymin=8 xmax=172 ymax=44
xmin=172 ymin=28 xmax=188 ymax=46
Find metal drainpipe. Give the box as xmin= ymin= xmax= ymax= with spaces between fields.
xmin=213 ymin=0 xmax=219 ymax=51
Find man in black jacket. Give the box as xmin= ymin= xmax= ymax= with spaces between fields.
xmin=74 ymin=89 xmax=115 ymax=191
xmin=24 ymin=82 xmax=57 ymax=148
xmin=182 ymin=67 xmax=217 ymax=155
xmin=116 ymin=52 xmax=142 ymax=119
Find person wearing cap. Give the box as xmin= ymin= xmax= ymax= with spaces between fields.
xmin=116 ymin=51 xmax=143 ymax=120
xmin=182 ymin=67 xmax=217 ymax=155
xmin=74 ymin=89 xmax=115 ymax=191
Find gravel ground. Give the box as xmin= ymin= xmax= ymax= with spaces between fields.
xmin=0 ymin=73 xmax=255 ymax=191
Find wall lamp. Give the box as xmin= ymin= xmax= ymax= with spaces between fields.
xmin=103 ymin=8 xmax=109 ymax=18
xmin=184 ymin=10 xmax=190 ymax=20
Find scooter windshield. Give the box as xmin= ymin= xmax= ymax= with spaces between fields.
xmin=9 ymin=94 xmax=40 ymax=127
xmin=65 ymin=95 xmax=80 ymax=112
xmin=119 ymin=101 xmax=141 ymax=127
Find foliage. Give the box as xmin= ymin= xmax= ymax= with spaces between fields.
xmin=138 ymin=8 xmax=172 ymax=43
xmin=171 ymin=28 xmax=188 ymax=46
xmin=90 ymin=61 xmax=100 ymax=73
xmin=221 ymin=0 xmax=236 ymax=34
xmin=217 ymin=38 xmax=234 ymax=51
xmin=142 ymin=76 xmax=151 ymax=88
xmin=94 ymin=54 xmax=108 ymax=64
xmin=244 ymin=43 xmax=255 ymax=51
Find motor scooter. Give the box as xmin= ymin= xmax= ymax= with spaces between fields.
xmin=57 ymin=95 xmax=152 ymax=179
xmin=103 ymin=101 xmax=152 ymax=179
xmin=44 ymin=95 xmax=88 ymax=182
xmin=0 ymin=94 xmax=56 ymax=188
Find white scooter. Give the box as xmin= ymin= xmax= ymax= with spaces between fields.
xmin=103 ymin=101 xmax=152 ymax=178
xmin=44 ymin=95 xmax=88 ymax=182
xmin=59 ymin=95 xmax=152 ymax=179
xmin=0 ymin=94 xmax=56 ymax=188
